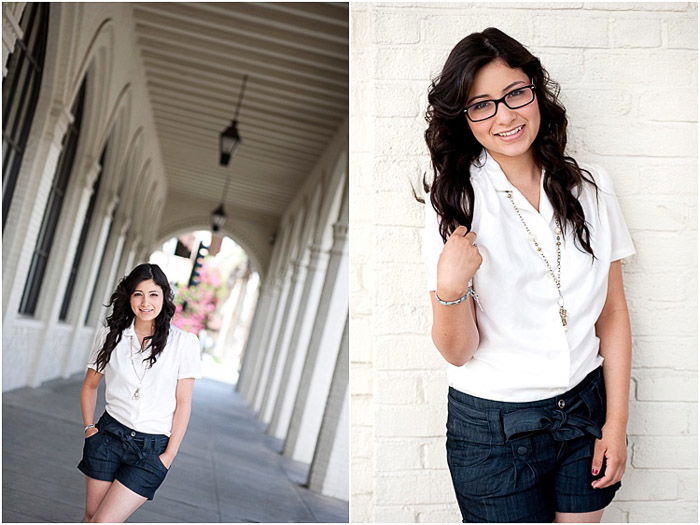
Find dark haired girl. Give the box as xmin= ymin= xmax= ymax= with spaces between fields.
xmin=423 ymin=28 xmax=634 ymax=523
xmin=77 ymin=263 xmax=201 ymax=522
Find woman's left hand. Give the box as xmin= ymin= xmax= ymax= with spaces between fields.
xmin=159 ymin=452 xmax=175 ymax=469
xmin=591 ymin=422 xmax=627 ymax=489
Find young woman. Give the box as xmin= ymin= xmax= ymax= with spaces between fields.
xmin=78 ymin=263 xmax=201 ymax=522
xmin=423 ymin=28 xmax=634 ymax=523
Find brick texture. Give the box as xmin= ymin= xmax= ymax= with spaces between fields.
xmin=350 ymin=2 xmax=697 ymax=522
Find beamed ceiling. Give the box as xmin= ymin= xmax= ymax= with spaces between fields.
xmin=131 ymin=2 xmax=348 ymax=225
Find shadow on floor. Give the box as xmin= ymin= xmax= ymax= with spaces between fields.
xmin=2 ymin=374 xmax=348 ymax=522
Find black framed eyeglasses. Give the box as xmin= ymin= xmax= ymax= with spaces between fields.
xmin=463 ymin=85 xmax=536 ymax=122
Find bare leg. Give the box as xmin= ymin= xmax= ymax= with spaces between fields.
xmin=554 ymin=509 xmax=605 ymax=523
xmin=84 ymin=477 xmax=112 ymax=522
xmin=90 ymin=480 xmax=147 ymax=523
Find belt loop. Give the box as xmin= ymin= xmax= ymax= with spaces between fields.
xmin=487 ymin=408 xmax=505 ymax=445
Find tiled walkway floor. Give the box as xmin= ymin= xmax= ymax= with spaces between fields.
xmin=2 ymin=374 xmax=348 ymax=522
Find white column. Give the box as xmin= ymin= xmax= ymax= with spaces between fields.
xmin=213 ymin=272 xmax=244 ymax=359
xmin=2 ymin=105 xmax=73 ymax=321
xmin=251 ymin=268 xmax=293 ymax=412
xmin=259 ymin=257 xmax=308 ymax=423
xmin=237 ymin=279 xmax=273 ymax=397
xmin=243 ymin=276 xmax=287 ymax=406
xmin=250 ymin=209 xmax=306 ymax=414
xmin=237 ymin=224 xmax=289 ymax=400
xmin=308 ymin=315 xmax=349 ymax=499
xmin=267 ymin=243 xmax=329 ymax=439
xmin=227 ymin=273 xmax=260 ymax=372
xmin=85 ymin=212 xmax=130 ymax=328
xmin=222 ymin=271 xmax=250 ymax=360
xmin=121 ymin=235 xmax=140 ymax=277
xmin=283 ymin=192 xmax=349 ymax=463
xmin=134 ymin=239 xmax=148 ymax=264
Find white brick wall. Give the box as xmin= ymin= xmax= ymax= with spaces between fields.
xmin=350 ymin=5 xmax=376 ymax=520
xmin=350 ymin=2 xmax=697 ymax=522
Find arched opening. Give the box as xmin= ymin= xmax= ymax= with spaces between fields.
xmin=149 ymin=230 xmax=260 ymax=384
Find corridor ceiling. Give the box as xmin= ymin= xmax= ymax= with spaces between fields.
xmin=131 ymin=2 xmax=348 ymax=226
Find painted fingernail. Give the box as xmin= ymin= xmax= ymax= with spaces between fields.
xmin=592 ymin=468 xmax=599 ymax=475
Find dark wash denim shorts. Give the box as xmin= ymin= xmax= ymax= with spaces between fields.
xmin=446 ymin=365 xmax=622 ymax=523
xmin=77 ymin=411 xmax=170 ymax=500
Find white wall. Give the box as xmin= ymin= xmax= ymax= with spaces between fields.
xmin=350 ymin=3 xmax=697 ymax=522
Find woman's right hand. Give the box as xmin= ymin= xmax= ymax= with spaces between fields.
xmin=85 ymin=427 xmax=99 ymax=438
xmin=436 ymin=226 xmax=483 ymax=300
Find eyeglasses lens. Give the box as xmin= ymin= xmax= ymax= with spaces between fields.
xmin=467 ymin=101 xmax=497 ymax=121
xmin=467 ymin=87 xmax=534 ymax=122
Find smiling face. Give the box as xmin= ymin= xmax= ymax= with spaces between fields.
xmin=465 ymin=58 xmax=540 ymax=164
xmin=129 ymin=279 xmax=164 ymax=326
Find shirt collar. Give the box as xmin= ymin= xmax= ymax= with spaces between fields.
xmin=475 ymin=149 xmax=555 ymax=226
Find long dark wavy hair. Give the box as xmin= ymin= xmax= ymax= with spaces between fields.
xmin=94 ymin=263 xmax=176 ymax=372
xmin=424 ymin=27 xmax=597 ymax=258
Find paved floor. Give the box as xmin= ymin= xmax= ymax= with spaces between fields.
xmin=2 ymin=374 xmax=348 ymax=523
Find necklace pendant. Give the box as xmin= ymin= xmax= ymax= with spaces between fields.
xmin=133 ymin=387 xmax=140 ymax=400
xmin=559 ymin=306 xmax=568 ymax=331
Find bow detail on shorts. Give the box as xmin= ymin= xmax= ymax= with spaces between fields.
xmin=107 ymin=428 xmax=145 ymax=461
xmin=502 ymin=397 xmax=602 ymax=442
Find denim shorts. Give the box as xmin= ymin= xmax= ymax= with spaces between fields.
xmin=446 ymin=365 xmax=623 ymax=522
xmin=77 ymin=411 xmax=170 ymax=500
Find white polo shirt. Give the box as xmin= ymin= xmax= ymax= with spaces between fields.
xmin=87 ymin=320 xmax=202 ymax=435
xmin=423 ymin=149 xmax=635 ymax=402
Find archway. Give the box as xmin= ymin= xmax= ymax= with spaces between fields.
xmin=149 ymin=230 xmax=260 ymax=384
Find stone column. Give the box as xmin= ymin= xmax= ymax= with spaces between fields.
xmin=2 ymin=105 xmax=73 ymax=321
xmin=228 ymin=273 xmax=259 ymax=372
xmin=237 ymin=225 xmax=288 ymax=399
xmin=283 ymin=187 xmax=349 ymax=463
xmin=267 ymin=243 xmax=329 ymax=439
xmin=250 ymin=210 xmax=306 ymax=414
xmin=308 ymin=315 xmax=348 ymax=499
xmin=237 ymin=279 xmax=273 ymax=396
xmin=113 ymin=233 xmax=139 ymax=288
xmin=259 ymin=257 xmax=308 ymax=423
xmin=213 ymin=271 xmax=243 ymax=359
xmin=223 ymin=270 xmax=250 ymax=361
xmin=85 ymin=211 xmax=130 ymax=328
xmin=251 ymin=267 xmax=294 ymax=413
xmin=243 ymin=275 xmax=288 ymax=407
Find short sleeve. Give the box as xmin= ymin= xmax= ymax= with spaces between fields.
xmin=423 ymin=197 xmax=445 ymax=291
xmin=592 ymin=166 xmax=636 ymax=262
xmin=86 ymin=325 xmax=109 ymax=372
xmin=177 ymin=332 xmax=202 ymax=380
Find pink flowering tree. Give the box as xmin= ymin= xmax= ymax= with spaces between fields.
xmin=172 ymin=259 xmax=227 ymax=335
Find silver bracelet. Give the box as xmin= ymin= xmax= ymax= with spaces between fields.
xmin=435 ymin=289 xmax=470 ymax=305
xmin=84 ymin=423 xmax=96 ymax=433
xmin=435 ymin=287 xmax=484 ymax=311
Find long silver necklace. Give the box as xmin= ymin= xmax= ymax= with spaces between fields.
xmin=129 ymin=335 xmax=148 ymax=400
xmin=505 ymin=190 xmax=568 ymax=331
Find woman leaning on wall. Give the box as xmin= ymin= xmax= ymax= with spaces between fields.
xmin=422 ymin=27 xmax=634 ymax=523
